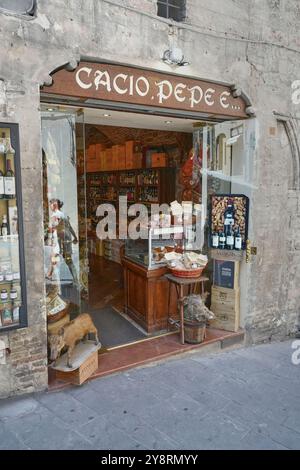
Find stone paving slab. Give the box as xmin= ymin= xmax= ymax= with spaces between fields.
xmin=0 ymin=340 xmax=299 ymax=450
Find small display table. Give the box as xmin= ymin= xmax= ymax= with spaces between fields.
xmin=164 ymin=274 xmax=209 ymax=344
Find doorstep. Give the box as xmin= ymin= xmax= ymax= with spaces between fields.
xmin=48 ymin=328 xmax=244 ymax=392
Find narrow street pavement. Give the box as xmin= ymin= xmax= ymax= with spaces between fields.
xmin=0 ymin=340 xmax=299 ymax=450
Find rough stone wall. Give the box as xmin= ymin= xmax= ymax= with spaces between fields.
xmin=0 ymin=0 xmax=299 ymax=397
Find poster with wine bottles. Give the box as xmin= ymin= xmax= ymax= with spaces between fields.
xmin=210 ymin=194 xmax=250 ymax=251
xmin=0 ymin=124 xmax=27 ymax=331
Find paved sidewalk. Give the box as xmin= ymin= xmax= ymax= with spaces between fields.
xmin=0 ymin=340 xmax=300 ymax=450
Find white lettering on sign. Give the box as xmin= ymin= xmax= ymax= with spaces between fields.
xmin=113 ymin=74 xmax=128 ymax=95
xmin=76 ymin=67 xmax=93 ymax=89
xmin=156 ymin=80 xmax=173 ymax=104
xmin=136 ymin=77 xmax=149 ymax=97
xmin=188 ymin=86 xmax=203 ymax=108
xmin=220 ymin=91 xmax=230 ymax=108
xmin=94 ymin=71 xmax=111 ymax=92
xmin=73 ymin=66 xmax=240 ymax=113
xmin=174 ymin=83 xmax=187 ymax=102
xmin=205 ymin=88 xmax=215 ymax=106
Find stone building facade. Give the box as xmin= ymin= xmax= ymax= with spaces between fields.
xmin=0 ymin=0 xmax=299 ymax=398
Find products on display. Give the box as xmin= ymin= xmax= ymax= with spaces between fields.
xmin=4 ymin=158 xmax=15 ymax=199
xmin=210 ymin=195 xmax=249 ymax=250
xmin=139 ymin=187 xmax=158 ymax=202
xmin=0 ymin=126 xmax=25 ymax=330
xmin=0 ymin=169 xmax=4 ymax=199
xmin=1 ymin=214 xmax=8 ymax=240
xmin=8 ymin=206 xmax=18 ymax=235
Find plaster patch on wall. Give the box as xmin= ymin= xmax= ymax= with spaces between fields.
xmin=0 ymin=79 xmax=8 ymax=117
xmin=32 ymin=13 xmax=50 ymax=30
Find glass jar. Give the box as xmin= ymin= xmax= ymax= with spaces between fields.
xmin=10 ymin=289 xmax=17 ymax=301
xmin=1 ymin=289 xmax=8 ymax=302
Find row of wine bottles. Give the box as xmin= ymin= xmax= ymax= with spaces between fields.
xmin=0 ymin=158 xmax=15 ymax=199
xmin=212 ymin=226 xmax=243 ymax=250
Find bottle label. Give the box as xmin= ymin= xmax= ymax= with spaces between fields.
xmin=0 ymin=176 xmax=4 ymax=195
xmin=235 ymin=237 xmax=242 ymax=249
xmin=4 ymin=176 xmax=15 ymax=196
xmin=212 ymin=236 xmax=219 ymax=247
xmin=226 ymin=236 xmax=234 ymax=246
xmin=220 ymin=236 xmax=226 ymax=242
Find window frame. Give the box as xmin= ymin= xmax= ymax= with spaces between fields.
xmin=0 ymin=0 xmax=36 ymax=18
xmin=157 ymin=0 xmax=186 ymax=22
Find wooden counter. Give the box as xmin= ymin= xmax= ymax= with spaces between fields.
xmin=123 ymin=257 xmax=179 ymax=333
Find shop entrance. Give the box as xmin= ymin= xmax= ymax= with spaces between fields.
xmin=41 ymin=102 xmax=255 ymax=386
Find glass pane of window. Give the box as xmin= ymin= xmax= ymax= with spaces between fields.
xmin=157 ymin=3 xmax=167 ymax=18
xmin=192 ymin=120 xmax=255 ymax=255
xmin=0 ymin=128 xmax=24 ymax=329
xmin=169 ymin=0 xmax=185 ymax=7
xmin=168 ymin=6 xmax=181 ymax=21
xmin=0 ymin=0 xmax=35 ymax=15
xmin=42 ymin=110 xmax=83 ymax=322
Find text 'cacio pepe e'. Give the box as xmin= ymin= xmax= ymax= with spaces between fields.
xmin=75 ymin=66 xmax=233 ymax=110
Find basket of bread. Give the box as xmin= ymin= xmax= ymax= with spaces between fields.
xmin=165 ymin=252 xmax=208 ymax=278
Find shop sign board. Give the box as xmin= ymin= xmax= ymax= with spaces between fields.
xmin=43 ymin=62 xmax=248 ymax=118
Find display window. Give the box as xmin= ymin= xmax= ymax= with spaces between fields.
xmin=0 ymin=124 xmax=27 ymax=331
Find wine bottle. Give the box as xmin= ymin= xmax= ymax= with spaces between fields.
xmin=212 ymin=231 xmax=219 ymax=248
xmin=4 ymin=159 xmax=15 ymax=199
xmin=224 ymin=199 xmax=235 ymax=228
xmin=1 ymin=215 xmax=8 ymax=241
xmin=0 ymin=169 xmax=4 ymax=199
xmin=226 ymin=225 xmax=234 ymax=250
xmin=219 ymin=231 xmax=226 ymax=249
xmin=234 ymin=227 xmax=242 ymax=250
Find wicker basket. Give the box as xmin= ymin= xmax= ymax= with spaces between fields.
xmin=47 ymin=304 xmax=70 ymax=324
xmin=170 ymin=265 xmax=206 ymax=278
xmin=184 ymin=319 xmax=206 ymax=344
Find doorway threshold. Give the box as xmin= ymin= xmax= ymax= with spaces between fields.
xmin=48 ymin=328 xmax=244 ymax=392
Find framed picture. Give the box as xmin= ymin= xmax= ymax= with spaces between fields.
xmin=210 ymin=194 xmax=249 ymax=250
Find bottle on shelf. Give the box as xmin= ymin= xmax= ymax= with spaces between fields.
xmin=234 ymin=226 xmax=242 ymax=250
xmin=219 ymin=231 xmax=226 ymax=249
xmin=1 ymin=214 xmax=8 ymax=241
xmin=4 ymin=158 xmax=15 ymax=199
xmin=226 ymin=225 xmax=234 ymax=250
xmin=0 ymin=288 xmax=12 ymax=326
xmin=212 ymin=231 xmax=219 ymax=248
xmin=12 ymin=306 xmax=20 ymax=323
xmin=0 ymin=168 xmax=4 ymax=200
xmin=2 ymin=304 xmax=12 ymax=325
xmin=224 ymin=199 xmax=235 ymax=228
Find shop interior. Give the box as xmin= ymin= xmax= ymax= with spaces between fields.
xmin=41 ymin=104 xmax=254 ymax=379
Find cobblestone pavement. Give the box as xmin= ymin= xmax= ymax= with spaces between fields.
xmin=0 ymin=340 xmax=299 ymax=450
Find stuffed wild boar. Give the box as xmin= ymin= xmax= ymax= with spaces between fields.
xmin=49 ymin=313 xmax=100 ymax=368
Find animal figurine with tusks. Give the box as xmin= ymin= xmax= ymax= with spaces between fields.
xmin=49 ymin=313 xmax=100 ymax=368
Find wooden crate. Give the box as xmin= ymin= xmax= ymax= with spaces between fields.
xmin=210 ymin=303 xmax=240 ymax=332
xmin=151 ymin=152 xmax=167 ymax=167
xmin=51 ymin=341 xmax=100 ymax=386
xmin=211 ymin=286 xmax=240 ymax=332
xmin=125 ymin=140 xmax=142 ymax=161
xmin=211 ymin=286 xmax=240 ymax=308
xmin=105 ymin=148 xmax=113 ymax=171
xmin=118 ymin=145 xmax=126 ymax=170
